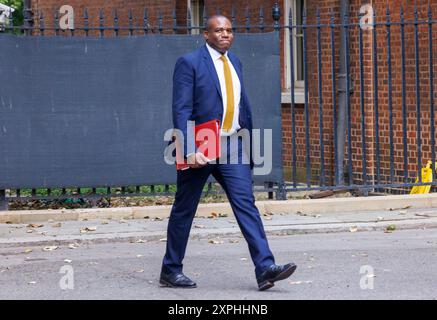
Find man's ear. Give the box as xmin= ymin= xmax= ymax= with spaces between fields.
xmin=203 ymin=30 xmax=208 ymax=41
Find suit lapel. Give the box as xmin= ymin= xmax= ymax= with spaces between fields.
xmin=227 ymin=53 xmax=244 ymax=87
xmin=228 ymin=52 xmax=246 ymax=112
xmin=202 ymin=45 xmax=222 ymax=100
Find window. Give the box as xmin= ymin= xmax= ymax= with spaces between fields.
xmin=283 ymin=0 xmax=305 ymax=104
xmin=188 ymin=0 xmax=204 ymax=35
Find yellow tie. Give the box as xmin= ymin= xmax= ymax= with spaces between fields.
xmin=220 ymin=54 xmax=234 ymax=132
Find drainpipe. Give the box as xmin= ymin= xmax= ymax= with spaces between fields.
xmin=336 ymin=0 xmax=350 ymax=185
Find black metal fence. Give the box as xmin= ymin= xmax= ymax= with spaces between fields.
xmin=0 ymin=2 xmax=436 ymax=210
xmin=0 ymin=4 xmax=285 ymax=211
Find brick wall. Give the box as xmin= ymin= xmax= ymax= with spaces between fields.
xmin=282 ymin=0 xmax=437 ymax=186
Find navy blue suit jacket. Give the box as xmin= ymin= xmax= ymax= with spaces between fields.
xmin=172 ymin=44 xmax=254 ymax=160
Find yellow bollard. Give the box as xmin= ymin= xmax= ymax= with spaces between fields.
xmin=410 ymin=161 xmax=434 ymax=194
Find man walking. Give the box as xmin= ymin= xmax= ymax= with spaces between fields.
xmin=160 ymin=15 xmax=296 ymax=291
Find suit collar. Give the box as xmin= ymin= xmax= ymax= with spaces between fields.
xmin=205 ymin=42 xmax=228 ymax=61
xmin=202 ymin=45 xmax=222 ymax=99
xmin=200 ymin=44 xmax=244 ymax=99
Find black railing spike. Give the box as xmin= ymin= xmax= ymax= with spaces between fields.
xmin=144 ymin=8 xmax=149 ymax=34
xmin=129 ymin=9 xmax=133 ymax=35
xmin=8 ymin=7 xmax=13 ymax=28
xmin=114 ymin=9 xmax=119 ymax=36
xmin=54 ymin=9 xmax=59 ymax=35
xmin=203 ymin=4 xmax=207 ymax=30
xmin=386 ymin=3 xmax=391 ymax=21
xmin=330 ymin=6 xmax=335 ymax=25
xmin=245 ymin=7 xmax=250 ymax=32
xmin=158 ymin=10 xmax=163 ymax=33
xmin=289 ymin=7 xmax=293 ymax=25
xmin=171 ymin=8 xmax=177 ymax=33
xmin=84 ymin=8 xmax=89 ymax=35
xmin=97 ymin=13 xmax=104 ymax=36
xmin=231 ymin=5 xmax=236 ymax=32
xmin=414 ymin=1 xmax=418 ymax=20
xmin=259 ymin=7 xmax=264 ymax=31
xmin=272 ymin=2 xmax=280 ymax=31
xmin=39 ymin=10 xmax=45 ymax=35
xmin=187 ymin=5 xmax=192 ymax=33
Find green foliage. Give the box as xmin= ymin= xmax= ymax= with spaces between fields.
xmin=0 ymin=0 xmax=24 ymax=30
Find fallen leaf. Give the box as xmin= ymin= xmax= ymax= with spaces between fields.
xmin=218 ymin=213 xmax=228 ymax=218
xmin=159 ymin=238 xmax=167 ymax=242
xmin=64 ymin=259 xmax=72 ymax=263
xmin=26 ymin=229 xmax=33 ymax=233
xmin=349 ymin=226 xmax=358 ymax=233
xmin=136 ymin=269 xmax=144 ymax=273
xmin=52 ymin=223 xmax=62 ymax=228
xmin=135 ymin=239 xmax=146 ymax=243
xmin=210 ymin=212 xmax=218 ymax=218
xmin=389 ymin=205 xmax=411 ymax=211
xmin=68 ymin=243 xmax=80 ymax=249
xmin=194 ymin=224 xmax=206 ymax=229
xmin=384 ymin=225 xmax=396 ymax=233
xmin=43 ymin=246 xmax=58 ymax=251
xmin=264 ymin=216 xmax=272 ymax=220
xmin=27 ymin=224 xmax=43 ymax=228
xmin=208 ymin=239 xmax=224 ymax=244
xmin=101 ymin=221 xmax=109 ymax=225
xmin=24 ymin=249 xmax=32 ymax=253
xmin=229 ymin=239 xmax=239 ymax=243
xmin=154 ymin=217 xmax=163 ymax=221
xmin=80 ymin=226 xmax=97 ymax=233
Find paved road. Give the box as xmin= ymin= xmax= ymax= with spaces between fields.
xmin=1 ymin=228 xmax=437 ymax=300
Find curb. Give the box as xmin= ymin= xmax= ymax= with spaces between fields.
xmin=2 ymin=217 xmax=437 ymax=248
xmin=2 ymin=193 xmax=437 ymax=224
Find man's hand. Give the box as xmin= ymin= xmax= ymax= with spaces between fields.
xmin=187 ymin=152 xmax=211 ymax=169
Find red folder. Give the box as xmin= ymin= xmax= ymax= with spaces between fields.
xmin=175 ymin=119 xmax=221 ymax=170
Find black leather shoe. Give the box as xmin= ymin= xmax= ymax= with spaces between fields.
xmin=159 ymin=272 xmax=197 ymax=288
xmin=257 ymin=263 xmax=297 ymax=291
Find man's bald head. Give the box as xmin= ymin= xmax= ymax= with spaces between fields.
xmin=205 ymin=15 xmax=232 ymax=32
xmin=203 ymin=15 xmax=234 ymax=54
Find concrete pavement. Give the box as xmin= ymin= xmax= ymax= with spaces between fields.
xmin=1 ymin=199 xmax=437 ymax=247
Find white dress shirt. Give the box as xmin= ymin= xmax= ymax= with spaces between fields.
xmin=206 ymin=43 xmax=241 ymax=136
